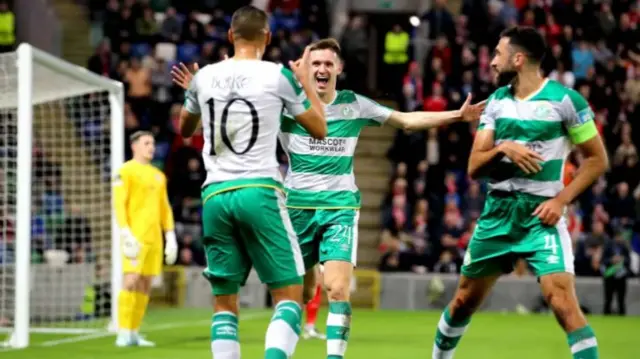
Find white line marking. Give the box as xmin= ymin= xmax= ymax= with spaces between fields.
xmin=39 ymin=312 xmax=268 ymax=347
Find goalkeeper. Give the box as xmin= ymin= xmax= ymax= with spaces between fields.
xmin=112 ymin=130 xmax=178 ymax=347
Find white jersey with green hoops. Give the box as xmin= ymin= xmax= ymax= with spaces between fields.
xmin=279 ymin=90 xmax=393 ymax=209
xmin=478 ymin=79 xmax=598 ymax=197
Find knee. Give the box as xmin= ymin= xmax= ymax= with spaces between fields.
xmin=123 ymin=273 xmax=141 ymax=291
xmin=325 ymin=277 xmax=350 ymax=302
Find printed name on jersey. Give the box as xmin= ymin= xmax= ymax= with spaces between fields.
xmin=211 ymin=75 xmax=249 ymax=90
xmin=576 ymin=108 xmax=594 ymax=125
xmin=308 ymin=137 xmax=347 ymax=153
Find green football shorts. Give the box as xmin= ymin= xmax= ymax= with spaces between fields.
xmin=287 ymin=208 xmax=359 ymax=270
xmin=201 ymin=183 xmax=305 ymax=295
xmin=461 ymin=190 xmax=575 ymax=278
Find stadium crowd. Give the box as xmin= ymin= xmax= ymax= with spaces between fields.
xmin=8 ymin=0 xmax=636 ymax=291
xmin=379 ymin=0 xmax=640 ymax=286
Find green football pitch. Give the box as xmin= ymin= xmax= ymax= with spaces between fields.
xmin=2 ymin=308 xmax=638 ymax=358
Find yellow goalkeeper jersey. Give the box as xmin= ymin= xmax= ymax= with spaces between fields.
xmin=113 ymin=160 xmax=174 ymax=245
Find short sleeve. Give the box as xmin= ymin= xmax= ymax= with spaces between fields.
xmin=477 ymin=93 xmax=496 ymax=131
xmin=277 ymin=67 xmax=311 ymax=117
xmin=356 ymin=94 xmax=393 ymax=127
xmin=183 ymin=73 xmax=200 ymax=114
xmin=562 ymin=90 xmax=598 ymax=145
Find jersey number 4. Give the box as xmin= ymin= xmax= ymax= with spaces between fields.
xmin=206 ymin=98 xmax=260 ymax=156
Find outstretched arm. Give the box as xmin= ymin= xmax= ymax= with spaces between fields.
xmin=386 ymin=109 xmax=462 ymax=131
xmin=385 ymin=94 xmax=485 ymax=131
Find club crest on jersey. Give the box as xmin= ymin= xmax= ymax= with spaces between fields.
xmin=155 ymin=174 xmax=162 ymax=182
xmin=534 ymin=102 xmax=553 ymax=120
xmin=341 ymin=105 xmax=354 ymax=118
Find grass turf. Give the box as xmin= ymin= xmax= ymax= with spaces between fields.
xmin=1 ymin=308 xmax=637 ymax=358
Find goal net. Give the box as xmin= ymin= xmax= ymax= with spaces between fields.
xmin=0 ymin=44 xmax=124 ymax=348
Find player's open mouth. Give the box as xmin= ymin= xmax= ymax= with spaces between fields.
xmin=316 ymin=75 xmax=329 ymax=86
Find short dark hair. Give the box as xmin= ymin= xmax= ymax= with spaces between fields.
xmin=310 ymin=38 xmax=342 ymax=58
xmin=129 ymin=130 xmax=153 ymax=143
xmin=230 ymin=6 xmax=269 ymax=41
xmin=500 ymin=26 xmax=546 ymax=63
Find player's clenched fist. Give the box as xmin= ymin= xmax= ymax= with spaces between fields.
xmin=120 ymin=228 xmax=140 ymax=259
xmin=498 ymin=141 xmax=544 ymax=174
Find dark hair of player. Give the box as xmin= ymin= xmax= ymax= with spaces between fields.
xmin=309 ymin=38 xmax=342 ymax=59
xmin=500 ymin=26 xmax=547 ymax=64
xmin=230 ymin=6 xmax=269 ymax=41
xmin=129 ymin=130 xmax=153 ymax=143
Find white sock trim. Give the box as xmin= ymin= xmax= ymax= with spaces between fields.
xmin=432 ymin=342 xmax=455 ymax=359
xmin=327 ymin=312 xmax=350 ymax=327
xmin=265 ymin=319 xmax=299 ymax=356
xmin=571 ymin=337 xmax=598 ymax=354
xmin=327 ymin=339 xmax=348 ymax=356
xmin=211 ymin=339 xmax=240 ymax=359
xmin=437 ymin=314 xmax=468 ymax=337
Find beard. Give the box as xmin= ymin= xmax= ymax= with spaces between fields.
xmin=495 ymin=68 xmax=518 ymax=87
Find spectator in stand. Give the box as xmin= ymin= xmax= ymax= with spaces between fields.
xmin=136 ymin=7 xmax=160 ymax=44
xmin=422 ymin=0 xmax=455 ymax=41
xmin=124 ymin=57 xmax=152 ymax=125
xmin=402 ymin=61 xmax=423 ymax=112
xmin=609 ymin=182 xmax=636 ymax=229
xmin=600 ymin=231 xmax=632 ymax=315
xmin=160 ymin=7 xmax=182 ymax=42
xmin=340 ymin=16 xmax=370 ymax=95
xmin=0 ymin=1 xmax=14 ymax=53
xmin=383 ymin=24 xmax=409 ymax=98
xmin=572 ymin=39 xmax=594 ymax=80
xmin=88 ymin=40 xmax=116 ymax=78
xmin=463 ymin=181 xmax=484 ymax=220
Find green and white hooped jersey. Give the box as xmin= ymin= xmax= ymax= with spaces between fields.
xmin=479 ymin=79 xmax=598 ymax=197
xmin=183 ymin=60 xmax=310 ymax=191
xmin=280 ymin=90 xmax=393 ymax=209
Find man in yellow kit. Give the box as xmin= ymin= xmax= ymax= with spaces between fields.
xmin=112 ymin=130 xmax=178 ymax=347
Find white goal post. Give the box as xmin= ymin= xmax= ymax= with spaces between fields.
xmin=0 ymin=43 xmax=124 ymax=348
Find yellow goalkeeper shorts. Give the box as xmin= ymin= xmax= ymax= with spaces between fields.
xmin=122 ymin=243 xmax=162 ymax=276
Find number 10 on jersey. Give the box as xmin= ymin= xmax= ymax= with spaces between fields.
xmin=206 ymin=97 xmax=260 ymax=156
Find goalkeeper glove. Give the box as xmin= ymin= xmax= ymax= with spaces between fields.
xmin=164 ymin=231 xmax=178 ymax=265
xmin=120 ymin=228 xmax=140 ymax=259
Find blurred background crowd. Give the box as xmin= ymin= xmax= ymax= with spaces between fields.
xmin=84 ymin=0 xmax=640 ymax=284
xmin=2 ymin=0 xmax=639 ymax=300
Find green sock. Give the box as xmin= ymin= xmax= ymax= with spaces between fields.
xmin=568 ymin=325 xmax=599 ymax=359
xmin=326 ymin=301 xmax=352 ymax=359
xmin=432 ymin=307 xmax=470 ymax=358
xmin=265 ymin=301 xmax=302 ymax=359
xmin=210 ymin=311 xmax=240 ymax=359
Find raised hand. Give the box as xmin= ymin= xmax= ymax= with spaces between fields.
xmin=171 ymin=62 xmax=199 ymax=90
xmin=459 ymin=94 xmax=487 ymax=122
xmin=288 ymin=46 xmax=312 ymax=86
